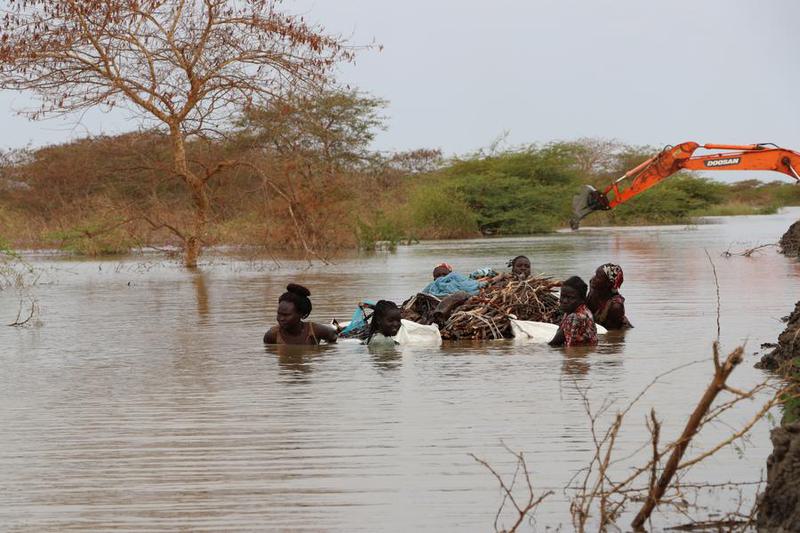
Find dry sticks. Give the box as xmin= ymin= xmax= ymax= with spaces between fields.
xmin=438 ymin=278 xmax=562 ymax=340
xmin=562 ymin=343 xmax=785 ymax=532
xmin=7 ymin=296 xmax=39 ymax=327
xmin=470 ymin=443 xmax=554 ymax=533
xmin=631 ymin=343 xmax=743 ymax=529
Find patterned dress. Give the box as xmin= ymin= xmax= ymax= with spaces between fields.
xmin=560 ymin=304 xmax=598 ymax=347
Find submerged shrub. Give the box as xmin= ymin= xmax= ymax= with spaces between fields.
xmin=48 ymin=217 xmax=135 ymax=256
xmin=354 ymin=209 xmax=409 ymax=250
xmin=406 ymin=184 xmax=478 ymax=238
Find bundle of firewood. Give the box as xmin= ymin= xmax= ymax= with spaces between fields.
xmin=439 ymin=278 xmax=562 ymax=340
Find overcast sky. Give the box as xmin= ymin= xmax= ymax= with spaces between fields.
xmin=1 ymin=0 xmax=799 ymax=171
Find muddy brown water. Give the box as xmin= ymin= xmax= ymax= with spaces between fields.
xmin=2 ymin=210 xmax=800 ymax=531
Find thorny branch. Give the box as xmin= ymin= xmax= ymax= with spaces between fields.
xmin=470 ymin=443 xmax=554 ymax=533
xmin=548 ymin=343 xmax=781 ymax=532
xmin=722 ymin=243 xmax=778 ymax=258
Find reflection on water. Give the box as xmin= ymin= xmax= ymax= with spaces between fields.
xmin=267 ymin=344 xmax=335 ymax=377
xmin=192 ymin=270 xmax=210 ymax=321
xmin=1 ymin=209 xmax=800 ymax=531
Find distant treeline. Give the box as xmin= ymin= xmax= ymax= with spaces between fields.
xmin=391 ymin=140 xmax=800 ymax=241
xmin=1 ymin=92 xmax=799 ymax=256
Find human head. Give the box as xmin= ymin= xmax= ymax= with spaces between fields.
xmin=560 ymin=276 xmax=588 ymax=314
xmin=277 ymin=283 xmax=312 ymax=330
xmin=432 ymin=263 xmax=453 ymax=280
xmin=370 ymin=300 xmax=402 ymax=339
xmin=590 ymin=263 xmax=624 ymax=294
xmin=508 ymin=255 xmax=531 ymax=279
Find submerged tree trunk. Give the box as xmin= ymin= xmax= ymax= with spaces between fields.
xmin=169 ymin=125 xmax=210 ymax=268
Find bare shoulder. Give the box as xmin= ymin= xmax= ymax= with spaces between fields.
xmin=263 ymin=326 xmax=279 ymax=344
xmin=312 ymin=322 xmax=338 ymax=342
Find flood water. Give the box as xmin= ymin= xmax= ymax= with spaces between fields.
xmin=2 ymin=209 xmax=800 ymax=531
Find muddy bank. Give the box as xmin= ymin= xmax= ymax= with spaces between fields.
xmin=779 ymin=220 xmax=800 ymax=258
xmin=758 ymin=422 xmax=800 ymax=532
xmin=756 ymin=297 xmax=800 ymax=530
xmin=756 ymin=301 xmax=800 ymax=371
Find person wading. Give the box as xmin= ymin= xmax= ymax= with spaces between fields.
xmin=365 ymin=300 xmax=402 ymax=346
xmin=586 ymin=263 xmax=632 ymax=330
xmin=264 ymin=284 xmax=338 ymax=345
xmin=549 ymin=276 xmax=598 ymax=347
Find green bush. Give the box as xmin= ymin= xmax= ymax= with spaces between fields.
xmin=354 ymin=209 xmax=409 ymax=250
xmin=406 ymin=184 xmax=478 ymax=238
xmin=447 ymin=173 xmax=569 ymax=234
xmin=610 ymin=175 xmax=727 ymax=224
xmin=407 ymin=147 xmax=581 ymax=235
xmin=766 ymin=182 xmax=800 ymax=206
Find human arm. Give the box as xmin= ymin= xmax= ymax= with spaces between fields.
xmin=474 ymin=271 xmax=510 ymax=289
xmin=602 ymin=301 xmax=627 ymax=330
xmin=313 ymin=322 xmax=338 ymax=343
xmin=470 ymin=267 xmax=498 ymax=280
xmin=549 ymin=326 xmax=566 ymax=346
xmin=263 ymin=326 xmax=278 ymax=344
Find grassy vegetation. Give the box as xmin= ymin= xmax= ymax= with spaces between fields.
xmin=370 ymin=148 xmax=800 ymax=240
xmin=2 ymin=93 xmax=800 ymax=256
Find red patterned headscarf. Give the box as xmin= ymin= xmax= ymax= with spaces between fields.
xmin=600 ymin=263 xmax=624 ymax=293
xmin=435 ymin=263 xmax=453 ymax=273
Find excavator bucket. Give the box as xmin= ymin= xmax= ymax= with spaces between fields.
xmin=570 ymin=185 xmax=610 ymax=230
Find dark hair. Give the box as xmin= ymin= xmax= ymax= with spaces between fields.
xmin=507 ymin=255 xmax=530 ymax=268
xmin=279 ymin=283 xmax=312 ymax=318
xmin=367 ymin=300 xmax=400 ymax=343
xmin=562 ymin=276 xmax=588 ymax=301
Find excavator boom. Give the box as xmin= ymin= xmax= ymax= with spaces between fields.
xmin=570 ymin=141 xmax=800 ymax=229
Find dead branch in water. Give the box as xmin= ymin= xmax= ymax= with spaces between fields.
xmin=494 ymin=261 xmax=783 ymax=530
xmin=470 ymin=443 xmax=554 ymax=533
xmin=559 ymin=342 xmax=780 ymax=532
xmin=704 ymin=250 xmax=721 ymax=340
xmin=631 ymin=343 xmax=744 ymax=529
xmin=666 ymin=476 xmax=764 ymax=532
xmin=8 ymin=296 xmax=38 ymax=327
xmin=722 ymin=242 xmax=778 ymax=258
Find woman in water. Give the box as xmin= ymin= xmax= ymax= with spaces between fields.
xmin=549 ymin=276 xmax=598 ymax=347
xmin=586 ymin=263 xmax=632 ymax=330
xmin=263 ymin=284 xmax=338 ymax=345
xmin=365 ymin=300 xmax=403 ymax=346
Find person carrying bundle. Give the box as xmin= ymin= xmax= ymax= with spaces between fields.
xmin=423 ymin=263 xmax=504 ymax=298
xmin=549 ymin=276 xmax=598 ymax=347
xmin=587 ymin=263 xmax=632 ymax=330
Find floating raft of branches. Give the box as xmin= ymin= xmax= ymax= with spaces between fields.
xmin=399 ymin=277 xmax=562 ymax=340
xmin=439 ymin=278 xmax=562 ymax=340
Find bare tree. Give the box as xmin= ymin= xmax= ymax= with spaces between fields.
xmin=236 ymin=89 xmax=387 ymax=260
xmin=0 ymin=0 xmax=355 ymax=266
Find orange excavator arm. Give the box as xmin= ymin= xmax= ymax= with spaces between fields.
xmin=570 ymin=142 xmax=800 ymax=229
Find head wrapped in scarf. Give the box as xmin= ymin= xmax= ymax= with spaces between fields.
xmin=600 ymin=263 xmax=624 ymax=293
xmin=432 ymin=263 xmax=454 ymax=279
